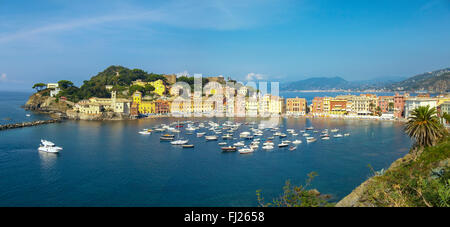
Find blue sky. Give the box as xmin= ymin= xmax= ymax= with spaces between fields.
xmin=0 ymin=0 xmax=449 ymax=91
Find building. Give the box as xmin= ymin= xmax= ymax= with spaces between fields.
xmin=378 ymin=96 xmax=394 ymax=113
xmin=404 ymin=97 xmax=438 ymax=118
xmin=351 ymin=94 xmax=378 ymax=115
xmin=394 ymin=93 xmax=408 ymax=118
xmin=132 ymin=91 xmax=155 ymax=114
xmin=286 ymin=97 xmax=307 ymax=116
xmin=329 ymin=99 xmax=347 ymax=115
xmin=163 ymin=74 xmax=177 ymax=85
xmin=50 ymin=87 xmax=61 ymax=97
xmin=46 ymin=83 xmax=59 ymax=89
xmin=268 ymin=96 xmax=285 ymax=115
xmin=311 ymin=97 xmax=324 ymax=115
xmin=155 ymin=100 xmax=170 ymax=114
xmin=245 ymin=95 xmax=259 ymax=117
xmin=132 ymin=79 xmax=166 ymax=96
xmin=440 ymin=101 xmax=450 ymax=127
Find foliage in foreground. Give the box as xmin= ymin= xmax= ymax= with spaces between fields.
xmin=364 ymin=137 xmax=450 ymax=207
xmin=256 ymin=172 xmax=334 ymax=207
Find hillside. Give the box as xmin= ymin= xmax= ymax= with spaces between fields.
xmin=389 ymin=68 xmax=450 ymax=93
xmin=281 ymin=77 xmax=352 ymax=91
xmin=337 ymin=137 xmax=450 ymax=207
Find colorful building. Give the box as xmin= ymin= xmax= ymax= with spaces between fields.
xmin=394 ymin=93 xmax=408 ymax=118
xmin=132 ymin=91 xmax=155 ymax=114
xmin=132 ymin=79 xmax=166 ymax=96
xmin=329 ymin=99 xmax=347 ymax=115
xmin=378 ymin=96 xmax=394 ymax=113
xmin=286 ymin=97 xmax=307 ymax=115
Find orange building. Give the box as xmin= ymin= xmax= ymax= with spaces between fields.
xmin=286 ymin=97 xmax=307 ymax=115
xmin=311 ymin=97 xmax=324 ymax=114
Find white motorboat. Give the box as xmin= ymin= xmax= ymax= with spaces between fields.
xmin=262 ymin=145 xmax=274 ymax=150
xmin=278 ymin=143 xmax=289 ymax=147
xmin=344 ymin=133 xmax=350 ymax=137
xmin=302 ymin=133 xmax=310 ymax=137
xmin=205 ymin=135 xmax=218 ymax=141
xmin=292 ymin=140 xmax=302 ymax=144
xmin=330 ymin=128 xmax=339 ymax=133
xmin=197 ymin=132 xmax=206 ymax=137
xmin=171 ymin=139 xmax=189 ymax=145
xmin=26 ymin=114 xmax=31 ymax=117
xmin=38 ymin=139 xmax=62 ymax=153
xmin=334 ymin=134 xmax=343 ymax=138
xmin=306 ymin=137 xmax=317 ymax=143
xmin=322 ymin=136 xmax=330 ymax=140
xmin=218 ymin=142 xmax=227 ymax=146
xmin=233 ymin=141 xmax=245 ymax=147
xmin=138 ymin=129 xmax=152 ymax=135
xmin=239 ymin=146 xmax=254 ymax=154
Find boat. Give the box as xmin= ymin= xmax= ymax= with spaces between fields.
xmin=278 ymin=143 xmax=289 ymax=147
xmin=282 ymin=140 xmax=291 ymax=143
xmin=322 ymin=136 xmax=330 ymax=140
xmin=238 ymin=146 xmax=254 ymax=154
xmin=205 ymin=135 xmax=218 ymax=141
xmin=38 ymin=139 xmax=62 ymax=153
xmin=333 ymin=134 xmax=343 ymax=138
xmin=306 ymin=127 xmax=314 ymax=130
xmin=138 ymin=129 xmax=152 ymax=135
xmin=182 ymin=144 xmax=194 ymax=148
xmin=344 ymin=133 xmax=350 ymax=136
xmin=171 ymin=139 xmax=189 ymax=145
xmin=222 ymin=134 xmax=233 ymax=140
xmin=218 ymin=142 xmax=227 ymax=146
xmin=262 ymin=145 xmax=274 ymax=150
xmin=306 ymin=137 xmax=317 ymax=143
xmin=233 ymin=141 xmax=245 ymax=147
xmin=160 ymin=136 xmax=174 ymax=141
xmin=292 ymin=140 xmax=302 ymax=144
xmin=221 ymin=146 xmax=237 ymax=152
xmin=279 ymin=133 xmax=287 ymax=138
xmin=26 ymin=114 xmax=31 ymax=117
xmin=330 ymin=128 xmax=339 ymax=132
xmin=289 ymin=146 xmax=297 ymax=151
xmin=197 ymin=132 xmax=206 ymax=137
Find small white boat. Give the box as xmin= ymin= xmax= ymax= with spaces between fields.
xmin=344 ymin=133 xmax=350 ymax=137
xmin=171 ymin=139 xmax=189 ymax=145
xmin=289 ymin=146 xmax=297 ymax=151
xmin=262 ymin=145 xmax=274 ymax=150
xmin=306 ymin=137 xmax=317 ymax=143
xmin=197 ymin=132 xmax=206 ymax=137
xmin=334 ymin=134 xmax=343 ymax=138
xmin=233 ymin=141 xmax=245 ymax=147
xmin=205 ymin=135 xmax=218 ymax=141
xmin=330 ymin=128 xmax=339 ymax=133
xmin=138 ymin=129 xmax=152 ymax=135
xmin=278 ymin=143 xmax=289 ymax=147
xmin=218 ymin=142 xmax=227 ymax=146
xmin=292 ymin=140 xmax=302 ymax=144
xmin=303 ymin=133 xmax=310 ymax=137
xmin=26 ymin=114 xmax=31 ymax=117
xmin=322 ymin=136 xmax=330 ymax=140
xmin=239 ymin=146 xmax=254 ymax=154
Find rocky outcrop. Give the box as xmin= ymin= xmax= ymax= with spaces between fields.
xmin=24 ymin=91 xmax=72 ymax=117
xmin=0 ymin=119 xmax=61 ymax=131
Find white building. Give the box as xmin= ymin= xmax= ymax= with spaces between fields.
xmin=50 ymin=87 xmax=61 ymax=97
xmin=404 ymin=97 xmax=438 ymax=118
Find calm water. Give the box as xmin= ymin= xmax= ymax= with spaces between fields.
xmin=0 ymin=91 xmax=412 ymax=206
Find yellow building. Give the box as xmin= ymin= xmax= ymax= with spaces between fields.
xmin=132 ymin=79 xmax=166 ymax=96
xmin=132 ymin=91 xmax=155 ymax=114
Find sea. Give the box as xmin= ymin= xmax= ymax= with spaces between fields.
xmin=0 ymin=91 xmax=412 ymax=206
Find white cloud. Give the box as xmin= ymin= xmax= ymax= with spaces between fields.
xmin=246 ymin=73 xmax=265 ymax=81
xmin=0 ymin=0 xmax=293 ymax=43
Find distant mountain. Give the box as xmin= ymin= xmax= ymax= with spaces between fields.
xmin=280 ymin=76 xmax=403 ymax=91
xmin=389 ymin=68 xmax=450 ymax=93
xmin=281 ymin=77 xmax=353 ymax=91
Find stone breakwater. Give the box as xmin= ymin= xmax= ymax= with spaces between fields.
xmin=0 ymin=119 xmax=62 ymax=131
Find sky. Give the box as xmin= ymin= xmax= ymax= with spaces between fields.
xmin=0 ymin=0 xmax=449 ymax=91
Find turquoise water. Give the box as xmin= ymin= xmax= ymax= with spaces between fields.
xmin=0 ymin=91 xmax=412 ymax=206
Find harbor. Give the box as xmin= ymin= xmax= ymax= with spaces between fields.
xmin=0 ymin=116 xmax=412 ymax=206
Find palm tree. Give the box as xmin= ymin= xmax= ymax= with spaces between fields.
xmin=442 ymin=112 xmax=450 ymax=125
xmin=404 ymin=105 xmax=446 ymax=147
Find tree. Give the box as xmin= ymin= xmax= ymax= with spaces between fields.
xmin=129 ymin=85 xmax=145 ymax=95
xmin=256 ymin=172 xmax=333 ymax=207
xmin=404 ymin=105 xmax=447 ymax=148
xmin=144 ymin=84 xmax=155 ymax=95
xmin=58 ymin=80 xmax=74 ymax=89
xmin=32 ymin=83 xmax=46 ymax=92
